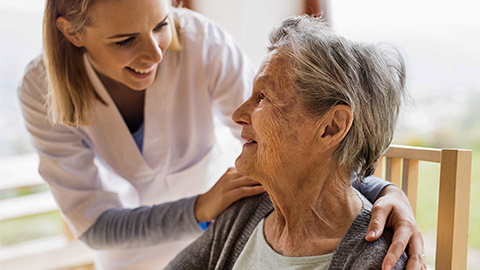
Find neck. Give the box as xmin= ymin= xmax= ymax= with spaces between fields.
xmin=94 ymin=70 xmax=145 ymax=132
xmin=263 ymin=169 xmax=362 ymax=257
xmin=96 ymin=71 xmax=140 ymax=94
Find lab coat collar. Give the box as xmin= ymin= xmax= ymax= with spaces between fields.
xmin=83 ymin=54 xmax=159 ymax=181
xmin=142 ymin=50 xmax=180 ymax=176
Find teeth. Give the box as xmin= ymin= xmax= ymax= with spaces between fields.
xmin=246 ymin=140 xmax=255 ymax=143
xmin=129 ymin=66 xmax=155 ymax=74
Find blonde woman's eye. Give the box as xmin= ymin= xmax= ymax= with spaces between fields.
xmin=115 ymin=37 xmax=135 ymax=47
xmin=153 ymin=21 xmax=169 ymax=32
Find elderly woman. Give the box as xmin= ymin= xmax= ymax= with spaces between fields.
xmin=166 ymin=16 xmax=408 ymax=269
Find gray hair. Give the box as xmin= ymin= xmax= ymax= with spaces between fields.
xmin=268 ymin=15 xmax=406 ymax=180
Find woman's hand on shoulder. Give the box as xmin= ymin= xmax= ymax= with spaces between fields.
xmin=366 ymin=185 xmax=427 ymax=270
xmin=194 ymin=167 xmax=265 ymax=222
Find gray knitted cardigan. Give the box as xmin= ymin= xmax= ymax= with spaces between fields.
xmin=166 ymin=192 xmax=407 ymax=270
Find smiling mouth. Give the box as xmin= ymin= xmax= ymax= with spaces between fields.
xmin=245 ymin=139 xmax=257 ymax=144
xmin=126 ymin=66 xmax=155 ymax=74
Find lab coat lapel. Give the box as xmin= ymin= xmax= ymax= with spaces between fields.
xmin=83 ymin=55 xmax=154 ymax=181
xmin=142 ymin=50 xmax=179 ymax=175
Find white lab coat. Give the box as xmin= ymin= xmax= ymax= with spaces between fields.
xmin=18 ymin=9 xmax=255 ymax=269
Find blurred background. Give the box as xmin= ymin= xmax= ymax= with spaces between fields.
xmin=1 ymin=0 xmax=478 ymax=269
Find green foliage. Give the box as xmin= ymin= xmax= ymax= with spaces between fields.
xmin=0 ymin=212 xmax=63 ymax=246
xmin=415 ymin=161 xmax=440 ymax=230
xmin=0 ymin=185 xmax=48 ymax=200
xmin=468 ymin=150 xmax=480 ymax=249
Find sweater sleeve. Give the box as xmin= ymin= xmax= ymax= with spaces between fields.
xmin=80 ymin=196 xmax=203 ymax=249
xmin=352 ymin=175 xmax=394 ymax=203
xmin=329 ymin=193 xmax=407 ymax=269
xmin=164 ymin=215 xmax=216 ymax=270
xmin=334 ymin=229 xmax=407 ymax=269
xmin=166 ymin=194 xmax=272 ymax=270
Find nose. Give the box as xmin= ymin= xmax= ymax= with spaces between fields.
xmin=232 ymin=99 xmax=251 ymax=126
xmin=140 ymin=34 xmax=163 ymax=64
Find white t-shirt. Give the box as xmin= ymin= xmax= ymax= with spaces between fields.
xmin=233 ymin=219 xmax=334 ymax=270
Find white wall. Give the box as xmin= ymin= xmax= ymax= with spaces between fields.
xmin=0 ymin=0 xmax=45 ymax=157
xmin=192 ymin=0 xmax=303 ymax=67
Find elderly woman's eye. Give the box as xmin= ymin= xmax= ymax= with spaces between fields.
xmin=258 ymin=92 xmax=267 ymax=102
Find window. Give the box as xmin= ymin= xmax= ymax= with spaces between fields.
xmin=330 ymin=0 xmax=480 ymax=268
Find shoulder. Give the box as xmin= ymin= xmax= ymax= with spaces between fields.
xmin=172 ymin=8 xmax=233 ymax=44
xmin=17 ymin=55 xmax=48 ymax=103
xmin=334 ymin=227 xmax=407 ymax=269
xmin=168 ymin=8 xmax=254 ymax=83
xmin=20 ymin=55 xmax=47 ymax=84
xmin=330 ymin=192 xmax=407 ymax=269
xmin=166 ymin=194 xmax=271 ymax=270
xmin=213 ymin=194 xmax=272 ymax=246
xmin=171 ymin=7 xmax=244 ymax=64
xmin=215 ymin=193 xmax=272 ymax=229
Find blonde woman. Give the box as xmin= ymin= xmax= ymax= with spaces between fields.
xmin=18 ymin=0 xmax=424 ymax=269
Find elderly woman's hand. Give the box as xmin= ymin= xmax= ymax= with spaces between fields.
xmin=194 ymin=167 xmax=265 ymax=222
xmin=366 ymin=185 xmax=427 ymax=270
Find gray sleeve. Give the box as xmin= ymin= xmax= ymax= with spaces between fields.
xmin=79 ymin=196 xmax=203 ymax=249
xmin=165 ymin=220 xmax=215 ymax=270
xmin=352 ymin=175 xmax=394 ymax=203
xmin=341 ymin=229 xmax=407 ymax=269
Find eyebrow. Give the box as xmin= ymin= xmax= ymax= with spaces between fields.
xmin=106 ymin=13 xmax=169 ymax=39
xmin=256 ymin=75 xmax=278 ymax=96
xmin=258 ymin=74 xmax=276 ymax=88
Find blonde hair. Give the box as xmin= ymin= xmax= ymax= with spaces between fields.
xmin=43 ymin=0 xmax=181 ymax=126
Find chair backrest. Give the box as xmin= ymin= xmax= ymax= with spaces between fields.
xmin=373 ymin=144 xmax=472 ymax=270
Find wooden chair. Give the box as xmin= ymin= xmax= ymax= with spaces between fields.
xmin=373 ymin=145 xmax=472 ymax=270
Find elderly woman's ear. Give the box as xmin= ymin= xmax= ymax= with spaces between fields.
xmin=316 ymin=105 xmax=353 ymax=151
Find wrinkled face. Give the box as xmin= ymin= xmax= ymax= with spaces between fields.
xmin=232 ymin=51 xmax=320 ymax=180
xmin=81 ymin=0 xmax=172 ymax=90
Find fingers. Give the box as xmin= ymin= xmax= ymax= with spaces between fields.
xmin=229 ymin=176 xmax=261 ymax=188
xmin=405 ymin=252 xmax=426 ymax=270
xmin=368 ymin=185 xmax=424 ymax=269
xmin=227 ymin=185 xmax=265 ymax=202
xmin=405 ymin=230 xmax=426 ymax=270
xmin=201 ymin=182 xmax=264 ymax=221
xmin=366 ymin=201 xmax=392 ymax=241
xmin=382 ymin=221 xmax=412 ymax=270
xmin=218 ymin=168 xmax=259 ymax=184
xmin=195 ymin=168 xmax=265 ymax=222
xmin=218 ymin=170 xmax=265 ymax=208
